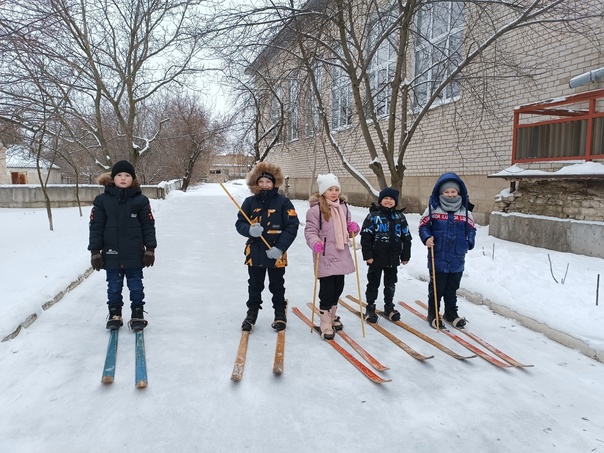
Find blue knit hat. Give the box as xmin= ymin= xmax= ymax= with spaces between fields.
xmin=378 ymin=187 xmax=399 ymax=205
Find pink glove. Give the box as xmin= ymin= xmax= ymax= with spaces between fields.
xmin=313 ymin=241 xmax=324 ymax=253
xmin=347 ymin=221 xmax=360 ymax=234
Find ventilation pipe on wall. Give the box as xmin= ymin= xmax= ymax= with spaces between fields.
xmin=569 ymin=67 xmax=604 ymax=89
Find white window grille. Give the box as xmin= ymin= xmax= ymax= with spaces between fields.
xmin=414 ymin=2 xmax=464 ymax=108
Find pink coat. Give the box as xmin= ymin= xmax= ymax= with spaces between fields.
xmin=304 ymin=195 xmax=356 ymax=278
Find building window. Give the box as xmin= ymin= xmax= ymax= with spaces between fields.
xmin=210 ymin=169 xmax=222 ymax=175
xmin=288 ymin=75 xmax=300 ymax=141
xmin=414 ymin=2 xmax=464 ymax=108
xmin=368 ymin=10 xmax=397 ymax=118
xmin=305 ymin=62 xmax=323 ymax=137
xmin=270 ymin=87 xmax=283 ymax=143
xmin=331 ymin=64 xmax=352 ymax=129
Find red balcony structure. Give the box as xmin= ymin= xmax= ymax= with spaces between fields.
xmin=512 ymin=88 xmax=604 ymax=164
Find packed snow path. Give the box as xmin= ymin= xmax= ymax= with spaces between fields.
xmin=0 ymin=184 xmax=603 ymax=453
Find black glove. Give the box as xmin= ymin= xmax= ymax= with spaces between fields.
xmin=143 ymin=248 xmax=155 ymax=267
xmin=91 ymin=250 xmax=103 ymax=271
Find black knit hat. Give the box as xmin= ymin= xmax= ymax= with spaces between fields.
xmin=378 ymin=187 xmax=399 ymax=205
xmin=111 ymin=160 xmax=136 ymax=179
xmin=256 ymin=172 xmax=276 ymax=184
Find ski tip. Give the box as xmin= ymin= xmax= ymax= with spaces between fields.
xmin=101 ymin=376 xmax=114 ymax=385
xmin=136 ymin=380 xmax=148 ymax=389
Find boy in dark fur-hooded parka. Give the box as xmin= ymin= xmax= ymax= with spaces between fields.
xmin=235 ymin=162 xmax=299 ymax=332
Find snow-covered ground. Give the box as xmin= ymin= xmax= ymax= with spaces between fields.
xmin=1 ymin=182 xmax=603 ymax=453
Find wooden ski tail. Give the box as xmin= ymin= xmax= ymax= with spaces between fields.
xmin=135 ymin=330 xmax=148 ymax=388
xmin=101 ymin=329 xmax=119 ymax=384
xmin=231 ymin=330 xmax=250 ymax=381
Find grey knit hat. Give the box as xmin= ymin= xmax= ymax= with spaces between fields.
xmin=439 ymin=180 xmax=460 ymax=194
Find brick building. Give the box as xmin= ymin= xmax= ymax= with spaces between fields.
xmin=248 ymin=1 xmax=604 ymax=225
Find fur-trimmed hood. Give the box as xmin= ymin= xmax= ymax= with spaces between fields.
xmin=246 ymin=162 xmax=284 ymax=195
xmin=97 ymin=171 xmax=141 ymax=189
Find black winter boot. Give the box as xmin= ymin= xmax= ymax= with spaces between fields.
xmin=242 ymin=307 xmax=260 ymax=332
xmin=129 ymin=306 xmax=148 ymax=331
xmin=444 ymin=306 xmax=467 ymax=328
xmin=106 ymin=305 xmax=123 ymax=330
xmin=364 ymin=304 xmax=378 ymax=323
xmin=271 ymin=314 xmax=287 ymax=331
xmin=384 ymin=303 xmax=401 ymax=322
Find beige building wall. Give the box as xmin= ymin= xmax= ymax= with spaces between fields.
xmin=258 ymin=13 xmax=604 ymax=225
xmin=0 ymin=144 xmax=8 ymax=184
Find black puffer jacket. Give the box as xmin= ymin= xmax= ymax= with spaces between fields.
xmin=235 ymin=162 xmax=299 ymax=268
xmin=360 ymin=203 xmax=412 ymax=267
xmin=88 ymin=173 xmax=157 ymax=269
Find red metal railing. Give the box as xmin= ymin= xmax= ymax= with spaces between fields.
xmin=512 ymin=88 xmax=604 ymax=163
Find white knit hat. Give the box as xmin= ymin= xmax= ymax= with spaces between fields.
xmin=317 ymin=173 xmax=341 ymax=195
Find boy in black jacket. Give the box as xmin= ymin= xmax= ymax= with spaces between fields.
xmin=235 ymin=162 xmax=299 ymax=332
xmin=88 ymin=160 xmax=157 ymax=331
xmin=360 ymin=188 xmax=412 ymax=323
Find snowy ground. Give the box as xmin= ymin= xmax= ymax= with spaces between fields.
xmin=0 ymin=182 xmax=603 ymax=453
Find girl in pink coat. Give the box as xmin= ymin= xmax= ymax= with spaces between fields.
xmin=305 ymin=174 xmax=359 ymax=339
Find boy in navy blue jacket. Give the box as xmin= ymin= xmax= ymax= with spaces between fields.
xmin=88 ymin=160 xmax=157 ymax=331
xmin=235 ymin=162 xmax=299 ymax=332
xmin=360 ymin=188 xmax=412 ymax=323
xmin=419 ymin=173 xmax=476 ymax=328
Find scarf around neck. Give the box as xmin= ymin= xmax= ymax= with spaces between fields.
xmin=326 ymin=198 xmax=348 ymax=250
xmin=439 ymin=194 xmax=462 ymax=212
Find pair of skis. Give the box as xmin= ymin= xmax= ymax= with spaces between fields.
xmin=293 ymin=305 xmax=390 ymax=384
xmin=346 ymin=295 xmax=532 ymax=368
xmin=231 ymin=315 xmax=287 ymax=381
xmin=406 ymin=300 xmax=533 ymax=368
xmin=101 ymin=329 xmax=148 ymax=388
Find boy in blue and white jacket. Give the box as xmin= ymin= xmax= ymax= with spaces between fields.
xmin=419 ymin=173 xmax=476 ymax=328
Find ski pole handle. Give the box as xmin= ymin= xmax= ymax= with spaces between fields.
xmin=219 ymin=182 xmax=272 ymax=250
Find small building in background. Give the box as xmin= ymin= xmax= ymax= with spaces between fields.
xmin=5 ymin=145 xmax=63 ymax=184
xmin=206 ymin=154 xmax=255 ymax=183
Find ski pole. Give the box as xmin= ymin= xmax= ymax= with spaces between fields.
xmin=219 ymin=182 xmax=272 ymax=250
xmin=310 ymin=252 xmax=320 ymax=333
xmin=351 ymin=233 xmax=366 ymax=338
xmin=430 ymin=244 xmax=440 ymax=332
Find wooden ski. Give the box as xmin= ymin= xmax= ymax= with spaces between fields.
xmin=347 ymin=294 xmax=475 ymax=361
xmin=306 ymin=303 xmax=389 ymax=371
xmin=135 ymin=330 xmax=148 ymax=388
xmin=415 ymin=300 xmax=533 ymax=368
xmin=340 ymin=298 xmax=433 ymax=361
xmin=399 ymin=301 xmax=513 ymax=368
xmin=101 ymin=329 xmax=119 ymax=384
xmin=273 ymin=301 xmax=288 ymax=375
xmin=231 ymin=330 xmax=250 ymax=381
xmin=293 ymin=307 xmax=390 ymax=384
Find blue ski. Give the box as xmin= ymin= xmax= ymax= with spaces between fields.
xmin=101 ymin=329 xmax=119 ymax=384
xmin=135 ymin=331 xmax=148 ymax=388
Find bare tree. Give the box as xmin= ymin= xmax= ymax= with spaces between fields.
xmin=0 ymin=0 xmax=212 ymax=170
xmin=150 ymin=94 xmax=229 ymax=191
xmin=219 ymin=0 xmax=603 ymax=200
